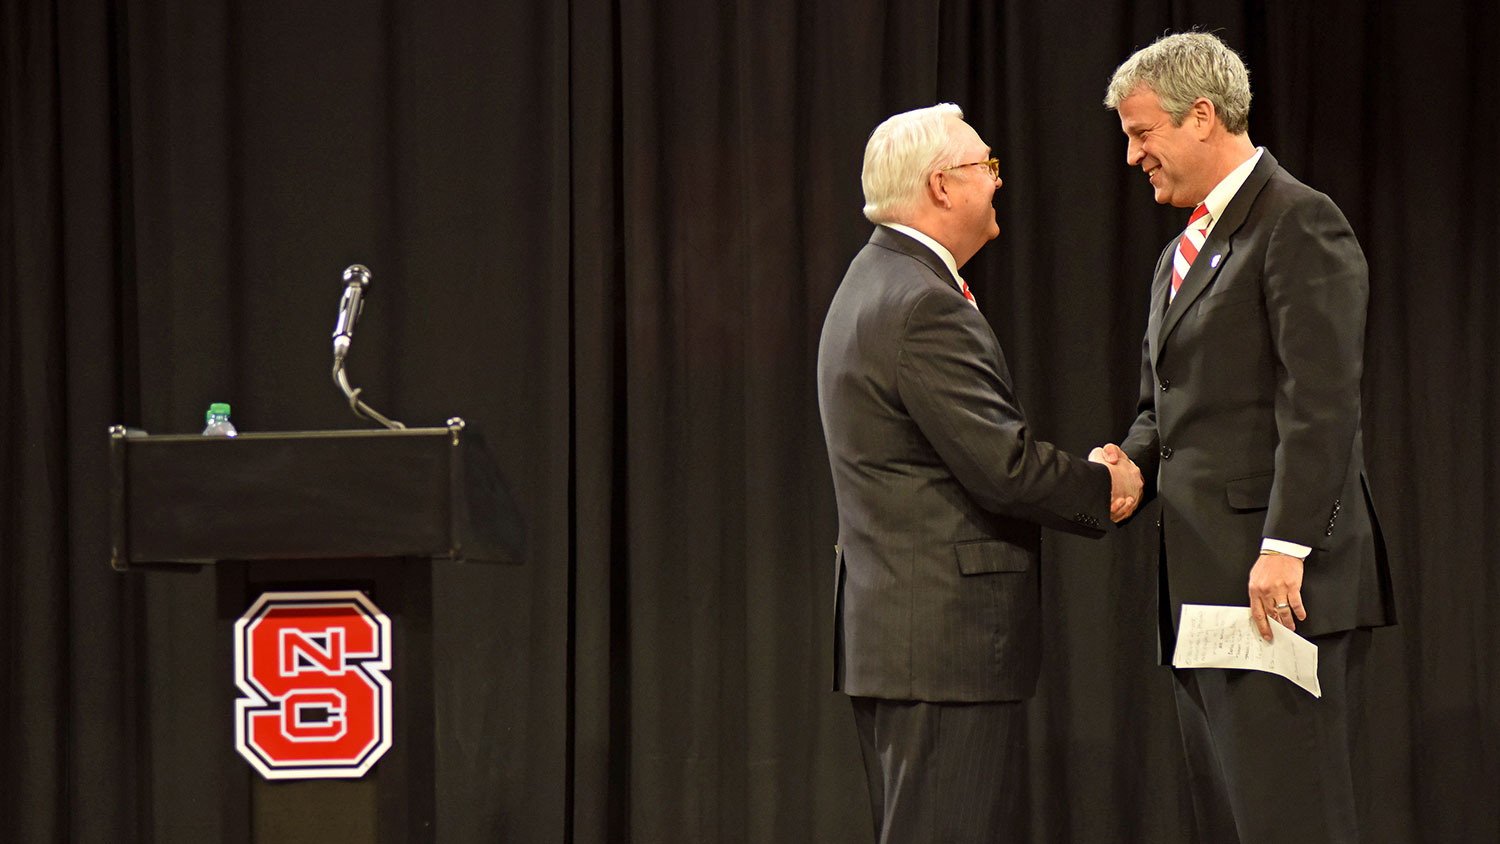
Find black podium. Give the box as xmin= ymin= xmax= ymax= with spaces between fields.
xmin=108 ymin=420 xmax=519 ymax=844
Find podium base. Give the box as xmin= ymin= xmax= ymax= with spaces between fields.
xmin=218 ymin=558 xmax=435 ymax=844
xmin=253 ymin=779 xmax=377 ymax=843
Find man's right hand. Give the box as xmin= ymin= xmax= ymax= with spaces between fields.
xmin=1090 ymin=443 xmax=1142 ymax=522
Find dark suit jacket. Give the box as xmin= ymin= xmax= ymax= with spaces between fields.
xmin=817 ymin=226 xmax=1111 ymax=703
xmin=1120 ymin=150 xmax=1396 ymax=655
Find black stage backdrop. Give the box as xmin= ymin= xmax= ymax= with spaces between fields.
xmin=3 ymin=1 xmax=1496 ymax=841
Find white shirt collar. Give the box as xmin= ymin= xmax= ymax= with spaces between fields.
xmin=1200 ymin=146 xmax=1265 ymax=236
xmin=882 ymin=223 xmax=962 ymax=287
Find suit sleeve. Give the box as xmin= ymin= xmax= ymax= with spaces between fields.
xmin=896 ymin=287 xmax=1111 ymax=535
xmin=1261 ymin=194 xmax=1368 ymax=549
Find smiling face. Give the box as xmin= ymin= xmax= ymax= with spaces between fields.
xmin=941 ymin=117 xmax=1003 ymax=258
xmin=1116 ymin=86 xmax=1214 ymax=208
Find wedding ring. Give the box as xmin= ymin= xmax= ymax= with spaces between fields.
xmin=1275 ymin=603 xmax=1290 ymax=609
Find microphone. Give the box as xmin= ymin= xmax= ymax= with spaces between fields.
xmin=332 ymin=264 xmax=371 ymax=363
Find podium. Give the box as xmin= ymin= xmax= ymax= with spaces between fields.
xmin=108 ymin=420 xmax=520 ymax=844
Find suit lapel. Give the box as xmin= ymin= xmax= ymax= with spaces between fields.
xmin=1156 ymin=150 xmax=1279 ymax=352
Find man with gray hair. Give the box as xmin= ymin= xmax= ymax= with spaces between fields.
xmin=817 ymin=103 xmax=1142 ymax=842
xmin=1097 ymin=31 xmax=1395 ymax=843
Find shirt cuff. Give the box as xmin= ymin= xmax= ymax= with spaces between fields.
xmin=1261 ymin=538 xmax=1311 ymax=559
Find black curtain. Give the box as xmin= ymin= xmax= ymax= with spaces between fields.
xmin=3 ymin=1 xmax=1495 ymax=841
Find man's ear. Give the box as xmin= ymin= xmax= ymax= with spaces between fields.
xmin=1189 ymin=97 xmax=1217 ymax=138
xmin=927 ymin=170 xmax=952 ymax=209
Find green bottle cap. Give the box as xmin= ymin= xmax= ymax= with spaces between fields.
xmin=207 ymin=402 xmax=232 ymax=419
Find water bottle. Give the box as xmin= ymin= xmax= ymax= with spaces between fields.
xmin=202 ymin=402 xmax=238 ymax=437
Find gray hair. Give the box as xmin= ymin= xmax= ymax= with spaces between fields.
xmin=1104 ymin=32 xmax=1251 ymax=135
xmin=861 ymin=103 xmax=967 ymax=224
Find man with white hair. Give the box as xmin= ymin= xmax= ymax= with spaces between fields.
xmin=1099 ymin=31 xmax=1395 ymax=843
xmin=816 ymin=103 xmax=1142 ymax=842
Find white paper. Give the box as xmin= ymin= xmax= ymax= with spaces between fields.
xmin=1171 ymin=604 xmax=1321 ymax=697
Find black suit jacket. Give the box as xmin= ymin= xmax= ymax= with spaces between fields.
xmin=817 ymin=226 xmax=1111 ymax=703
xmin=1120 ymin=151 xmax=1396 ymax=653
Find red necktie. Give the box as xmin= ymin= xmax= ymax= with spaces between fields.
xmin=958 ymin=276 xmax=977 ymax=308
xmin=1171 ymin=204 xmax=1211 ymax=296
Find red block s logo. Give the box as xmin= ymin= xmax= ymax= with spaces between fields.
xmin=234 ymin=590 xmax=393 ymax=779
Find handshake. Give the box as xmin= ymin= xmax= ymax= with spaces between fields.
xmin=1089 ymin=444 xmax=1143 ymax=523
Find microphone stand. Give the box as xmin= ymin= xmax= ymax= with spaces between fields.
xmin=331 ymin=264 xmax=404 ymax=430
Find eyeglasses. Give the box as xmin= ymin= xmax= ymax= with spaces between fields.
xmin=940 ymin=157 xmax=1000 ymax=179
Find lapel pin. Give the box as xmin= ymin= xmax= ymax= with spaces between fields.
xmin=1210 ymin=254 xmax=1222 ymax=268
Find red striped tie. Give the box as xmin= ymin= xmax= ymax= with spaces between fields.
xmin=1171 ymin=204 xmax=1211 ymax=297
xmin=958 ymin=276 xmax=977 ymax=308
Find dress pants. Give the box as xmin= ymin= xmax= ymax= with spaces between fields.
xmin=850 ymin=696 xmax=1026 ymax=844
xmin=1173 ymin=628 xmax=1371 ymax=844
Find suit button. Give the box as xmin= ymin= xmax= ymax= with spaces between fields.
xmin=1160 ymin=378 xmax=1171 ymax=392
xmin=1160 ymin=444 xmax=1173 ymax=460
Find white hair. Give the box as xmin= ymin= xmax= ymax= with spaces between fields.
xmin=861 ymin=103 xmax=967 ymax=224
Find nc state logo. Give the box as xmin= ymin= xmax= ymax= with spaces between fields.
xmin=234 ymin=590 xmax=393 ymax=779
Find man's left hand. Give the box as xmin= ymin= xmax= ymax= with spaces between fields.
xmin=1248 ymin=552 xmax=1306 ymax=641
